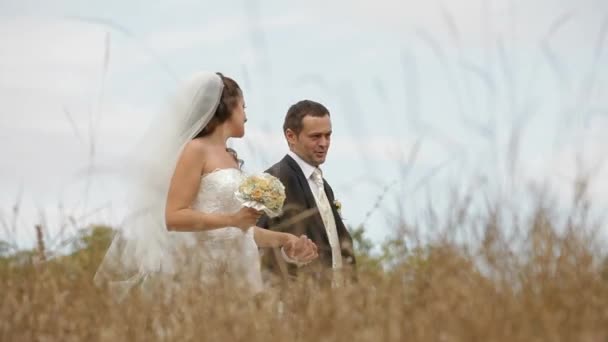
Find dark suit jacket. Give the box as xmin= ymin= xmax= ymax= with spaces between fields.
xmin=257 ymin=155 xmax=356 ymax=285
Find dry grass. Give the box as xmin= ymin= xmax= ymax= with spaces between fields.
xmin=2 ymin=181 xmax=608 ymax=342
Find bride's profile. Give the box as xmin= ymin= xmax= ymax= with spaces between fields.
xmin=94 ymin=71 xmax=317 ymax=301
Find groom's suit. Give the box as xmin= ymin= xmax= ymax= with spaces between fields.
xmin=258 ymin=153 xmax=356 ymax=285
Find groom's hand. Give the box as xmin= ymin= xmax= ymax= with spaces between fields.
xmin=284 ymin=235 xmax=318 ymax=263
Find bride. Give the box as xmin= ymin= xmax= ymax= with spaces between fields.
xmin=94 ymin=72 xmax=317 ymax=301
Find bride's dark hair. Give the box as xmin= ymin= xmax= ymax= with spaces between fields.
xmin=195 ymin=72 xmax=242 ymax=138
xmin=194 ymin=72 xmax=244 ymax=168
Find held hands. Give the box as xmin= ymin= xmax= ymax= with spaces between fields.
xmin=282 ymin=234 xmax=318 ymax=264
xmin=230 ymin=208 xmax=318 ymax=264
xmin=231 ymin=207 xmax=263 ymax=231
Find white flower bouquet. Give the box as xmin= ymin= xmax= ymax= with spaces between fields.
xmin=236 ymin=173 xmax=286 ymax=218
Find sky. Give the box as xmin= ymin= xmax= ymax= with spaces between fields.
xmin=1 ymin=0 xmax=607 ymax=252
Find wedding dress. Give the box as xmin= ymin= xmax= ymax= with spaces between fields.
xmin=163 ymin=168 xmax=264 ymax=294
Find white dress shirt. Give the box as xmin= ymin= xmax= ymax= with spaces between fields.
xmin=287 ymin=151 xmax=321 ymax=201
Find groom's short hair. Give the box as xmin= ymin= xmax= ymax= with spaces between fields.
xmin=283 ymin=100 xmax=330 ymax=134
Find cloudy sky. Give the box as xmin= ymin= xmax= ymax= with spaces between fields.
xmin=1 ymin=0 xmax=607 ymax=250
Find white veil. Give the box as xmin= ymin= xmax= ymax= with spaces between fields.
xmin=94 ymin=71 xmax=224 ymax=301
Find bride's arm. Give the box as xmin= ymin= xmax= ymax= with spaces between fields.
xmin=252 ymin=227 xmax=292 ymax=248
xmin=253 ymin=227 xmax=318 ymax=263
xmin=165 ymin=141 xmax=246 ymax=232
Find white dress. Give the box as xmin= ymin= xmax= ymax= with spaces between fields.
xmin=162 ymin=168 xmax=264 ymax=295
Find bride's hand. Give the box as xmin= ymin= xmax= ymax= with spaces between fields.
xmin=231 ymin=207 xmax=263 ymax=231
xmin=283 ymin=235 xmax=318 ymax=263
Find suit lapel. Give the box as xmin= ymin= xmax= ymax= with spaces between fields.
xmin=323 ymin=180 xmax=347 ymax=238
xmin=323 ymin=178 xmax=355 ymax=263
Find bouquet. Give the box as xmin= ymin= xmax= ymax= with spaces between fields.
xmin=236 ymin=173 xmax=286 ymax=218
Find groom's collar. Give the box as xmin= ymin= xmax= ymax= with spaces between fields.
xmin=287 ymin=151 xmax=318 ymax=180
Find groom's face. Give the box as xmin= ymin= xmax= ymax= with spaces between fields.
xmin=287 ymin=114 xmax=332 ymax=167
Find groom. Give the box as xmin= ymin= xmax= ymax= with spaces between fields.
xmin=258 ymin=100 xmax=356 ymax=286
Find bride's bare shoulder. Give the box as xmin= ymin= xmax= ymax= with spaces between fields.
xmin=181 ymin=138 xmax=211 ymax=159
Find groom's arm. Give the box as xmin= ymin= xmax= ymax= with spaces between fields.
xmin=258 ymin=165 xmax=307 ymax=235
xmin=258 ymin=167 xmax=311 ymax=270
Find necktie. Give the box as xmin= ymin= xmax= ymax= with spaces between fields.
xmin=311 ymin=169 xmax=343 ymax=274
